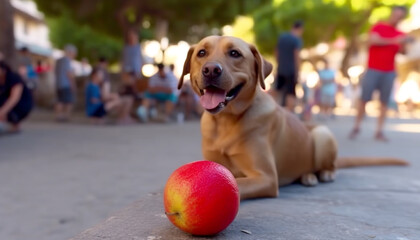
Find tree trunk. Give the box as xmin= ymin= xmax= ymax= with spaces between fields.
xmin=0 ymin=0 xmax=16 ymax=68
xmin=340 ymin=6 xmax=376 ymax=78
xmin=116 ymin=0 xmax=145 ymax=37
xmin=340 ymin=31 xmax=359 ymax=79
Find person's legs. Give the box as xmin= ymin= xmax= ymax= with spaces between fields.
xmin=165 ymin=101 xmax=175 ymax=118
xmin=164 ymin=93 xmax=178 ymax=120
xmin=285 ymin=74 xmax=297 ymax=112
xmin=349 ymin=100 xmax=367 ymax=138
xmin=55 ymin=102 xmax=64 ymax=120
xmin=55 ymin=89 xmax=64 ymax=120
xmin=375 ymin=71 xmax=396 ymax=141
xmin=325 ymin=95 xmax=335 ymax=118
xmin=178 ymin=93 xmax=193 ymax=119
xmin=285 ymin=94 xmax=296 ymax=112
xmin=319 ymin=94 xmax=328 ymax=119
xmin=137 ymin=93 xmax=152 ymax=122
xmin=6 ymin=106 xmax=32 ymax=133
xmin=89 ymin=104 xmax=107 ymax=125
xmin=56 ymin=88 xmax=74 ymax=121
xmin=349 ymin=69 xmax=378 ymax=139
xmin=117 ymin=96 xmax=134 ymax=123
xmin=185 ymin=95 xmax=194 ymax=119
xmin=63 ymin=104 xmax=73 ymax=120
xmin=6 ymin=116 xmax=21 ymax=133
xmin=275 ymin=74 xmax=286 ymax=106
xmin=375 ymin=102 xmax=388 ymax=141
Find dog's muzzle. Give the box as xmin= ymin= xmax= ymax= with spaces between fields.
xmin=199 ymin=82 xmax=245 ymax=114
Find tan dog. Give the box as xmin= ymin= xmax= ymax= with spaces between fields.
xmin=178 ymin=36 xmax=407 ymax=200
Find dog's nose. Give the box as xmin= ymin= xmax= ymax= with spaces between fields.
xmin=202 ymin=62 xmax=223 ymax=80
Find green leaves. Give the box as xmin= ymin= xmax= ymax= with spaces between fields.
xmin=47 ymin=14 xmax=123 ymax=63
xmin=35 ymin=0 xmax=269 ymax=43
xmin=252 ymin=0 xmax=415 ymax=55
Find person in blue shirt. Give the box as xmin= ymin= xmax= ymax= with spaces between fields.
xmin=122 ymin=29 xmax=144 ymax=78
xmin=275 ymin=21 xmax=304 ymax=112
xmin=85 ymin=69 xmax=105 ymax=121
xmin=86 ymin=68 xmax=134 ymax=124
xmin=55 ymin=44 xmax=77 ymax=122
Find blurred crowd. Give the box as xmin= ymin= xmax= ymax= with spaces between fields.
xmin=0 ymin=29 xmax=203 ymax=134
xmin=271 ymin=5 xmax=418 ymax=142
xmin=0 ymin=5 xmax=419 ymax=139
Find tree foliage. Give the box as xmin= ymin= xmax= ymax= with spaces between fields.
xmin=253 ymin=0 xmax=415 ymax=55
xmin=47 ymin=14 xmax=123 ymax=63
xmin=34 ymin=0 xmax=270 ymax=44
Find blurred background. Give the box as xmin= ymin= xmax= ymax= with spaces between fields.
xmin=1 ymin=0 xmax=420 ymax=240
xmin=0 ymin=0 xmax=419 ymax=116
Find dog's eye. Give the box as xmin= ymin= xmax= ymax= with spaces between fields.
xmin=197 ymin=49 xmax=206 ymax=58
xmin=229 ymin=50 xmax=242 ymax=58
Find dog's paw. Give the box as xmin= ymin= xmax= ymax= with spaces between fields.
xmin=319 ymin=170 xmax=336 ymax=183
xmin=300 ymin=173 xmax=318 ymax=187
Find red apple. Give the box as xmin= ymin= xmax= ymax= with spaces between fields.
xmin=163 ymin=160 xmax=240 ymax=236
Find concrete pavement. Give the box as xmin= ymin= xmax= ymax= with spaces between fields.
xmin=1 ymin=112 xmax=420 ymax=240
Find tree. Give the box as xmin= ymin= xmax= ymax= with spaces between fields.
xmin=47 ymin=14 xmax=123 ymax=63
xmin=34 ymin=0 xmax=270 ymax=44
xmin=0 ymin=0 xmax=16 ymax=68
xmin=253 ymin=0 xmax=415 ymax=76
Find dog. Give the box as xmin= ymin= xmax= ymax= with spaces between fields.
xmin=178 ymin=36 xmax=407 ymax=200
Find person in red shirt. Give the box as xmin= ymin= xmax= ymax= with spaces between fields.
xmin=350 ymin=6 xmax=413 ymax=142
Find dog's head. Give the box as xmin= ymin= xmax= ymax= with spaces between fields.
xmin=179 ymin=36 xmax=272 ymax=114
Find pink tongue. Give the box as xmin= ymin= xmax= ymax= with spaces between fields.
xmin=200 ymin=88 xmax=227 ymax=109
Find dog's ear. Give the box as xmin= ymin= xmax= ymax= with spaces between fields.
xmin=178 ymin=45 xmax=196 ymax=89
xmin=250 ymin=45 xmax=273 ymax=90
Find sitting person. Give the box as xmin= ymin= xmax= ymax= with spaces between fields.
xmin=169 ymin=64 xmax=203 ymax=120
xmin=137 ymin=63 xmax=178 ymax=122
xmin=0 ymin=61 xmax=33 ymax=133
xmin=85 ymin=68 xmax=134 ymax=124
xmin=96 ymin=57 xmax=133 ymax=110
xmin=178 ymin=81 xmax=203 ymax=120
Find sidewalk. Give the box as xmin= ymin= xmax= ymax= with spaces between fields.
xmin=1 ymin=113 xmax=419 ymax=240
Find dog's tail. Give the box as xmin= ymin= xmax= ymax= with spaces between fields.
xmin=336 ymin=157 xmax=409 ymax=169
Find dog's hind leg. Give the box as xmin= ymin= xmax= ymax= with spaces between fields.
xmin=300 ymin=173 xmax=319 ymax=186
xmin=318 ymin=170 xmax=336 ymax=182
xmin=310 ymin=125 xmax=338 ymax=183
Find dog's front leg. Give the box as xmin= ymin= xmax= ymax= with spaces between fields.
xmin=230 ymin=145 xmax=279 ymax=200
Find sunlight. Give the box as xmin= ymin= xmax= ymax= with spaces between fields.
xmin=306 ymin=71 xmax=320 ymax=88
xmin=396 ymin=72 xmax=420 ymax=104
xmin=264 ymin=73 xmax=275 ymax=91
xmin=141 ymin=64 xmax=157 ymax=77
xmin=389 ymin=123 xmax=420 ymax=133
xmin=143 ymin=40 xmax=161 ymax=59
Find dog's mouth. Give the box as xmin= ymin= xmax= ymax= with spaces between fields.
xmin=199 ymin=82 xmax=245 ymax=114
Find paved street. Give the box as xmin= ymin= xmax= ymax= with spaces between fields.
xmin=1 ymin=112 xmax=420 ymax=240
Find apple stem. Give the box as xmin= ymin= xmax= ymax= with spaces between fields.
xmin=165 ymin=212 xmax=179 ymax=216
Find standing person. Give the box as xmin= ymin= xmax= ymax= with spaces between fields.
xmin=274 ymin=20 xmax=304 ymax=112
xmin=317 ymin=59 xmax=337 ymax=119
xmin=349 ymin=6 xmax=413 ymax=141
xmin=0 ymin=61 xmax=33 ymax=133
xmin=136 ymin=63 xmax=178 ymax=122
xmin=122 ymin=29 xmax=144 ymax=81
xmin=54 ymin=44 xmax=77 ymax=122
